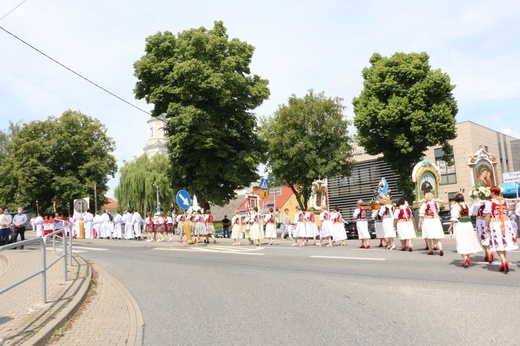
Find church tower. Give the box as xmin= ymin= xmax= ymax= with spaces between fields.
xmin=143 ymin=115 xmax=168 ymax=157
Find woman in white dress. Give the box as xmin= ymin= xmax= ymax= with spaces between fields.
xmin=418 ymin=192 xmax=445 ymax=256
xmin=472 ymin=200 xmax=493 ymax=263
xmin=319 ymin=206 xmax=333 ymax=247
xmin=231 ymin=210 xmax=242 ymax=245
xmin=372 ymin=207 xmax=386 ymax=248
xmin=379 ymin=197 xmax=396 ymax=250
xmin=193 ymin=210 xmax=207 ymax=243
xmin=353 ymin=199 xmax=370 ymax=249
xmin=292 ymin=206 xmax=306 ymax=246
xmin=331 ymin=206 xmax=347 ymax=246
xmin=264 ymin=208 xmax=277 ymax=245
xmin=249 ymin=207 xmax=262 ymax=246
xmin=166 ymin=211 xmax=174 ymax=242
xmin=155 ymin=212 xmax=166 ymax=242
xmin=304 ymin=210 xmax=318 ymax=246
xmin=204 ymin=210 xmax=217 ymax=244
xmin=145 ymin=212 xmax=155 ymax=242
xmin=448 ymin=193 xmax=482 ymax=268
xmin=393 ymin=198 xmax=416 ymax=251
xmin=484 ymin=186 xmax=518 ymax=273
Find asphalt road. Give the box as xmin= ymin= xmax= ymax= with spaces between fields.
xmin=72 ymin=237 xmax=520 ymax=345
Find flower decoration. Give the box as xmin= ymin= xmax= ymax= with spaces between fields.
xmin=469 ymin=185 xmax=491 ymax=200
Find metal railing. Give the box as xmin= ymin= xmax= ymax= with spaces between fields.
xmin=0 ymin=223 xmax=73 ymax=304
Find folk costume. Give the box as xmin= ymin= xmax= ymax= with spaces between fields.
xmin=451 ymin=201 xmax=482 ymax=257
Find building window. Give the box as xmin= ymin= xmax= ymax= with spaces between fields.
xmin=447 ymin=192 xmax=457 ymax=202
xmin=434 ymin=148 xmax=457 ymax=185
xmin=149 ymin=126 xmax=154 ymax=138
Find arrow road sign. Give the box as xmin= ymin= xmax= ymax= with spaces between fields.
xmin=260 ymin=178 xmax=269 ymax=190
xmin=176 ymin=190 xmax=192 ymax=210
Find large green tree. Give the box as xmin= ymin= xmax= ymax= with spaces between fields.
xmin=115 ymin=154 xmax=175 ymax=215
xmin=0 ymin=120 xmax=22 ymax=161
xmin=0 ymin=110 xmax=117 ymax=215
xmin=133 ymin=21 xmax=270 ymax=210
xmin=259 ymin=90 xmax=354 ymax=210
xmin=353 ymin=52 xmax=457 ymax=199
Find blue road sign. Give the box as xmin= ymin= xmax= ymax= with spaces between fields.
xmin=176 ymin=190 xmax=192 ymax=210
xmin=260 ymin=178 xmax=269 ymax=190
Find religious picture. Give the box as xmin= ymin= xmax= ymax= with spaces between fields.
xmin=474 ymin=160 xmax=494 ymax=188
xmin=420 ymin=172 xmax=435 ymax=198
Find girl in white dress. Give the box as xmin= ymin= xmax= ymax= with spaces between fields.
xmin=231 ymin=210 xmax=242 ymax=245
xmin=484 ymin=186 xmax=518 ymax=273
xmin=448 ymin=193 xmax=482 ymax=268
xmin=204 ymin=210 xmax=217 ymax=244
xmin=249 ymin=207 xmax=262 ymax=246
xmin=379 ymin=197 xmax=396 ymax=250
xmin=304 ymin=210 xmax=318 ymax=246
xmin=372 ymin=208 xmax=386 ymax=248
xmin=264 ymin=208 xmax=277 ymax=245
xmin=331 ymin=206 xmax=347 ymax=246
xmin=292 ymin=206 xmax=306 ymax=246
xmin=353 ymin=199 xmax=370 ymax=249
xmin=418 ymin=192 xmax=445 ymax=256
xmin=393 ymin=198 xmax=416 ymax=251
xmin=166 ymin=211 xmax=174 ymax=242
xmin=319 ymin=206 xmax=333 ymax=247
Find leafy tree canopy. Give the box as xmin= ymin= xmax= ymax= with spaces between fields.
xmin=259 ymin=90 xmax=354 ymax=210
xmin=0 ymin=120 xmax=22 ymax=161
xmin=0 ymin=110 xmax=117 ymax=215
xmin=115 ymin=154 xmax=175 ymax=215
xmin=352 ymin=52 xmax=458 ymax=198
xmin=133 ymin=20 xmax=270 ymax=209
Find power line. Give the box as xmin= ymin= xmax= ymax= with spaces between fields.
xmin=0 ymin=64 xmax=146 ymax=135
xmin=0 ymin=24 xmax=152 ymax=116
xmin=0 ymin=0 xmax=29 ymax=21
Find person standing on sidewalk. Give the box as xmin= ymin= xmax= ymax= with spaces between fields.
xmin=11 ymin=207 xmax=28 ymax=249
xmin=222 ymin=214 xmax=231 ymax=239
xmin=0 ymin=207 xmax=12 ymax=246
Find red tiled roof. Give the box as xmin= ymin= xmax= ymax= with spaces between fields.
xmin=102 ymin=198 xmax=118 ymax=210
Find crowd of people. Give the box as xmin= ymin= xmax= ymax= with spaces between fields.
xmin=3 ymin=187 xmax=519 ymax=274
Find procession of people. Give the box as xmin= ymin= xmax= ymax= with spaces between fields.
xmin=3 ymin=185 xmax=520 ymax=276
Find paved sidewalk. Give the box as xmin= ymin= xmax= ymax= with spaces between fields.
xmin=50 ymin=266 xmax=143 ymax=345
xmin=0 ymin=247 xmax=90 ymax=345
xmin=1 ymin=242 xmax=144 ymax=346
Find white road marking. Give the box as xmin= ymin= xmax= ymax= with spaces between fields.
xmin=154 ymin=246 xmax=264 ymax=256
xmin=310 ymin=255 xmax=386 ymax=261
xmin=72 ymin=246 xmax=109 ymax=251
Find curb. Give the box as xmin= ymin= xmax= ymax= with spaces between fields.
xmin=26 ymin=255 xmax=92 ymax=346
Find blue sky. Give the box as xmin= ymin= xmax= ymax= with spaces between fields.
xmin=1 ymin=0 xmax=519 ymax=197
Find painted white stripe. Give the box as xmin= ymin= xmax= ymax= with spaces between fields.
xmin=310 ymin=255 xmax=386 ymax=261
xmin=154 ymin=247 xmax=264 ymax=256
xmin=72 ymin=246 xmax=108 ymax=251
